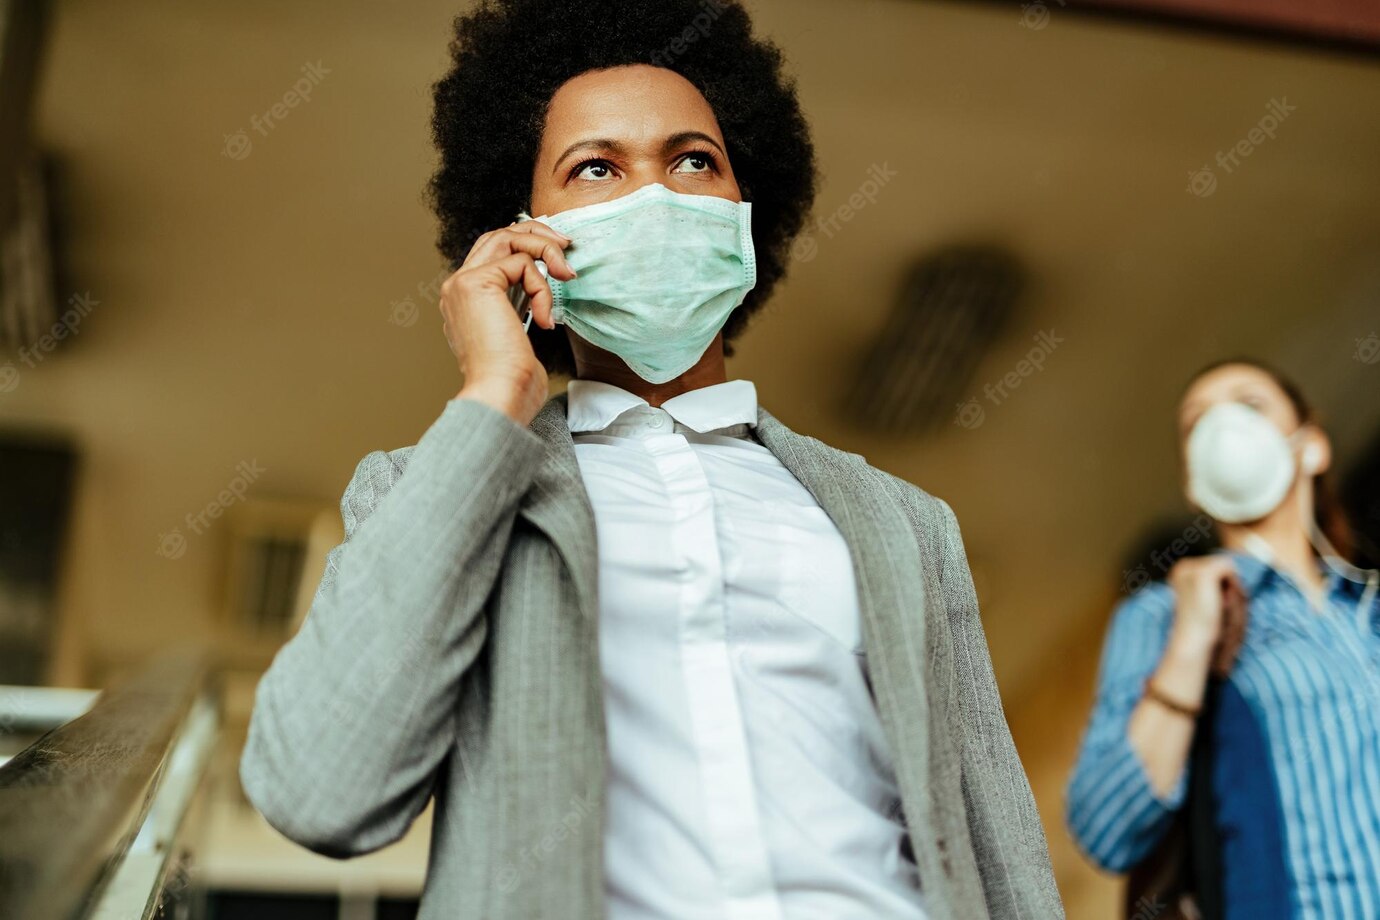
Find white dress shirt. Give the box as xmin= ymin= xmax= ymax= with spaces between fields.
xmin=567 ymin=378 xmax=928 ymax=920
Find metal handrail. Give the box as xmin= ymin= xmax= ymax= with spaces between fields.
xmin=0 ymin=648 xmax=216 ymax=920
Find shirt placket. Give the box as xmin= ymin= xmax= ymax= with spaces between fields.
xmin=642 ymin=422 xmax=784 ymax=920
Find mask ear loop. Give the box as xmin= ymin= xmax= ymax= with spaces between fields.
xmin=1308 ymin=518 xmax=1379 ymax=630
xmin=1241 ymin=531 xmax=1276 ymax=566
xmin=1296 ymin=435 xmax=1380 ymax=628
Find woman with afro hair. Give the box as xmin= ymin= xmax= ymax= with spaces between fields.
xmin=242 ymin=2 xmax=1062 ymax=918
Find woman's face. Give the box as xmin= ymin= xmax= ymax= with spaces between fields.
xmin=1177 ymin=363 xmax=1331 ymax=500
xmin=529 ymin=64 xmax=742 ymax=219
xmin=1177 ymin=363 xmax=1301 ymax=447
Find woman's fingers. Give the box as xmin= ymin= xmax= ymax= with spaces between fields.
xmin=508 ymin=253 xmax=557 ymax=330
xmin=453 ymin=220 xmax=577 ymax=332
xmin=436 ymin=222 xmax=559 ymax=426
xmin=466 ymin=223 xmax=577 ymax=281
xmin=466 ymin=252 xmax=555 ymax=330
xmin=509 ymin=218 xmax=569 ymax=244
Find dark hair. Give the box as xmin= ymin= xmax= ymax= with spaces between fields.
xmin=428 ymin=0 xmax=817 ymax=378
xmin=1187 ymin=357 xmax=1356 ymax=561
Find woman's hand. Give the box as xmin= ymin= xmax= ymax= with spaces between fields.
xmin=1167 ymin=555 xmax=1240 ymax=657
xmin=442 ymin=221 xmax=578 ymax=426
xmin=1125 ymin=554 xmax=1240 ymax=799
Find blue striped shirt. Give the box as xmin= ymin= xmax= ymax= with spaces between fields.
xmin=1067 ymin=551 xmax=1380 ymax=918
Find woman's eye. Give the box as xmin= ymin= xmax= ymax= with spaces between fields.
xmin=673 ymin=153 xmax=715 ymax=174
xmin=572 ymin=160 xmax=615 ymax=181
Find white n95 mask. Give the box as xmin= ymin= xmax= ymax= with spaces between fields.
xmin=1186 ymin=402 xmax=1304 ymax=524
xmin=519 ymin=183 xmax=757 ymax=384
xmin=1193 ymin=401 xmax=1380 ymax=620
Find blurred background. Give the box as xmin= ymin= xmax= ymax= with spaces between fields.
xmin=1 ymin=0 xmax=1377 ymax=917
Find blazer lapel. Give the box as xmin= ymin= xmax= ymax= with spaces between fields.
xmin=752 ymin=406 xmax=936 ymax=826
xmin=520 ymin=393 xmax=600 ymax=622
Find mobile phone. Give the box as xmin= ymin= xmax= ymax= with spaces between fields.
xmin=505 ymin=258 xmax=551 ymax=332
xmin=507 ymin=284 xmax=534 ymax=332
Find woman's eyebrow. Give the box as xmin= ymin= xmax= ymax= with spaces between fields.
xmin=551 ymin=138 xmax=628 ymax=174
xmin=662 ymin=131 xmax=725 ymax=156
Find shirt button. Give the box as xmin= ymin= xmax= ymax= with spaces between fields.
xmin=649 ymin=414 xmax=667 ymax=429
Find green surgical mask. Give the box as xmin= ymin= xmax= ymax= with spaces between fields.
xmin=520 ymin=183 xmax=757 ymax=384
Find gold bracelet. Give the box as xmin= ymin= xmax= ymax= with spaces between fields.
xmin=1143 ymin=679 xmax=1201 ymax=718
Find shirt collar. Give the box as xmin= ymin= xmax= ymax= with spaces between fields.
xmin=566 ymin=378 xmax=759 ymax=434
xmin=1225 ymin=550 xmax=1275 ymax=596
xmin=1226 ymin=548 xmax=1374 ymax=602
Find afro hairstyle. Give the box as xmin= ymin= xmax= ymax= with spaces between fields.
xmin=428 ymin=0 xmax=818 ymax=378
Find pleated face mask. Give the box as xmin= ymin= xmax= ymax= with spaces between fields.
xmin=519 ymin=183 xmax=757 ymax=384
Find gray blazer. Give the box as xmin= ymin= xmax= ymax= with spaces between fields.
xmin=241 ymin=393 xmax=1064 ymax=919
